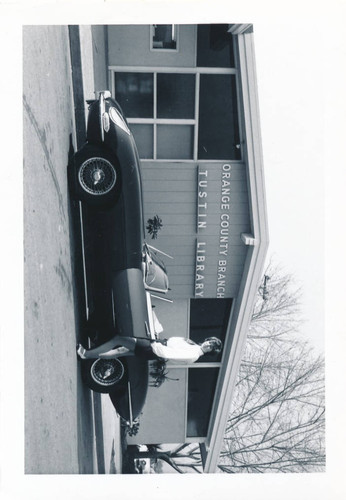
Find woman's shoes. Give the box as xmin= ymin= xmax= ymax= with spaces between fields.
xmin=76 ymin=344 xmax=87 ymax=359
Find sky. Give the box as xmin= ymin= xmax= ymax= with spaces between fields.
xmin=253 ymin=21 xmax=325 ymax=352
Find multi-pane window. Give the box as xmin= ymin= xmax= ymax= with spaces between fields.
xmin=113 ymin=69 xmax=241 ymax=161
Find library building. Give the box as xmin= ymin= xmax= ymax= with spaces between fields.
xmin=106 ymin=23 xmax=269 ymax=472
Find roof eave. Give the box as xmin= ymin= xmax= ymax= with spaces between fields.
xmin=204 ymin=29 xmax=269 ymax=473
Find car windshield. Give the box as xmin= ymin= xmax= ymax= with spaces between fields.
xmin=144 ymin=248 xmax=168 ymax=292
xmin=146 ymin=256 xmax=156 ymax=285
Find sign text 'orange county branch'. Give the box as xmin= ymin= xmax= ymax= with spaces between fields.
xmin=195 ymin=164 xmax=234 ymax=298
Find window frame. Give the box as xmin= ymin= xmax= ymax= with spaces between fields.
xmin=110 ymin=66 xmax=244 ymax=163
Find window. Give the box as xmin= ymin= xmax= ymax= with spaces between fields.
xmin=187 ymin=367 xmax=219 ymax=437
xmin=198 ymin=74 xmax=241 ymax=160
xmin=197 ymin=24 xmax=235 ymax=68
xmin=189 ymin=298 xmax=232 ymax=363
xmin=157 ymin=125 xmax=194 ymax=159
xmin=152 ymin=25 xmax=177 ymax=50
xmin=157 ymin=73 xmax=195 ymax=119
xmin=114 ymin=72 xmax=153 ymax=118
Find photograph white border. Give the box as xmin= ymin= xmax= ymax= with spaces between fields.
xmin=1 ymin=1 xmax=346 ymax=499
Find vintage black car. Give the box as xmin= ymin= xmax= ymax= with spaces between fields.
xmin=68 ymin=91 xmax=170 ymax=423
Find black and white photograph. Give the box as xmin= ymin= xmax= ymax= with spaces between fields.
xmin=1 ymin=1 xmax=346 ymax=499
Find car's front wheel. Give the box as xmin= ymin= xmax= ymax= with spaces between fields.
xmin=79 ymin=156 xmax=116 ymax=196
xmin=81 ymin=358 xmax=126 ymax=393
xmin=70 ymin=144 xmax=120 ymax=205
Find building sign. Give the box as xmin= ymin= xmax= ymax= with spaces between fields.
xmin=195 ymin=163 xmax=247 ymax=298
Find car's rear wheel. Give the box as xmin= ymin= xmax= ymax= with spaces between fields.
xmin=71 ymin=144 xmax=120 ymax=205
xmin=81 ymin=358 xmax=126 ymax=393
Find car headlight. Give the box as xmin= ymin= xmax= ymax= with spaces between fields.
xmin=109 ymin=107 xmax=131 ymax=135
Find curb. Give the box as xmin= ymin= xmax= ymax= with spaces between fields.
xmin=68 ymin=25 xmax=87 ymax=149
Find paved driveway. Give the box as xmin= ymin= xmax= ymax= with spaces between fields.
xmin=23 ymin=25 xmax=95 ymax=474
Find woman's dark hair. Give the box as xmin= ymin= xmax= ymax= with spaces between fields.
xmin=204 ymin=337 xmax=223 ymax=353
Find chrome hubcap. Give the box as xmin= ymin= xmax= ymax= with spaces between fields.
xmin=92 ymin=168 xmax=104 ymax=185
xmin=90 ymin=358 xmax=124 ymax=386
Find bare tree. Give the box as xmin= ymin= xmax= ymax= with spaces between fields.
xmin=220 ymin=342 xmax=325 ymax=472
xmin=218 ymin=262 xmax=325 ymax=473
xmin=250 ymin=261 xmax=303 ymax=343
